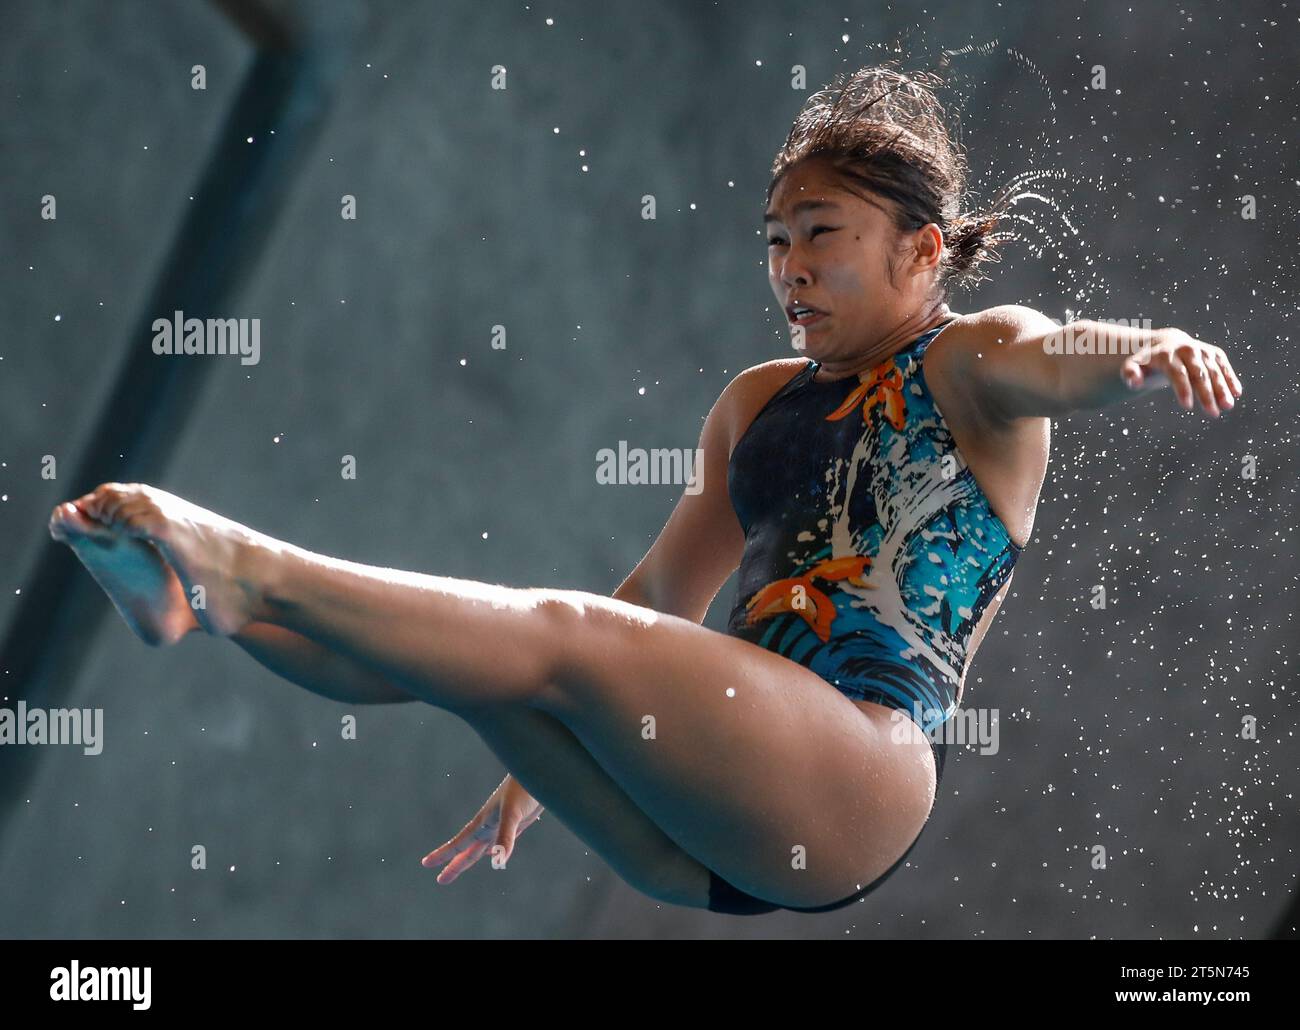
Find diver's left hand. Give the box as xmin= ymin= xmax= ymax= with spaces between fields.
xmin=1122 ymin=329 xmax=1243 ymax=417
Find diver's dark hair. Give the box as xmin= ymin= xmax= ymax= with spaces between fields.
xmin=768 ymin=63 xmax=1010 ymax=300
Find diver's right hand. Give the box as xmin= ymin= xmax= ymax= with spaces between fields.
xmin=421 ymin=775 xmax=544 ymax=885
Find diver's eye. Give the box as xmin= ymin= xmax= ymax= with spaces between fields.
xmin=767 ymin=226 xmax=837 ymax=246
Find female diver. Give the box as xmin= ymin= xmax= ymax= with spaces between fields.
xmin=48 ymin=66 xmax=1242 ymax=915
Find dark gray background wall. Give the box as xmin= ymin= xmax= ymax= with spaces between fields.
xmin=1 ymin=0 xmax=1296 ymax=938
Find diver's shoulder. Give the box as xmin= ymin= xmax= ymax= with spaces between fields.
xmin=942 ymin=305 xmax=1062 ymax=345
xmin=719 ymin=356 xmax=813 ymax=452
xmin=720 ymin=356 xmax=812 ymax=404
xmin=928 ymin=305 xmax=1062 ymax=381
xmin=733 ymin=354 xmax=812 ymax=379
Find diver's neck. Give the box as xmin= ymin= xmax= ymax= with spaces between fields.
xmin=812 ymin=303 xmax=956 ymax=383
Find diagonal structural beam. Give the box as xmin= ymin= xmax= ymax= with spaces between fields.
xmin=0 ymin=1 xmax=358 ymax=832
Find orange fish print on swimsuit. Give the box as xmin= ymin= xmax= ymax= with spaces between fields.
xmin=742 ymin=555 xmax=875 ymax=642
xmin=823 ymin=360 xmax=907 ymax=430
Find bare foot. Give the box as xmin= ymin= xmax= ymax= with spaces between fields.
xmin=49 ymin=500 xmax=198 ymax=646
xmin=54 ymin=483 xmax=270 ymax=638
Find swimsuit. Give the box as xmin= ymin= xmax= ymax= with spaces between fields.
xmin=707 ymin=319 xmax=1024 ymax=914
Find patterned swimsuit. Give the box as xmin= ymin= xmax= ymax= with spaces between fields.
xmin=707 ymin=318 xmax=1024 ymax=915
xmin=726 ymin=319 xmax=1023 ymax=753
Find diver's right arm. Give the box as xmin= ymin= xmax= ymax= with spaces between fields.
xmin=612 ymin=373 xmax=750 ymax=624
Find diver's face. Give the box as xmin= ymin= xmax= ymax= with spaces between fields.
xmin=765 ymin=157 xmax=928 ymax=358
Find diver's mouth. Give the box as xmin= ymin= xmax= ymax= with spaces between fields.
xmin=788 ymin=306 xmax=828 ymax=327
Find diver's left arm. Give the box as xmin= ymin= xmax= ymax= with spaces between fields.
xmin=955 ymin=305 xmax=1243 ymax=420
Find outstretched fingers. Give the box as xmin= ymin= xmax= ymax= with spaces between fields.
xmin=1163 ymin=354 xmax=1196 ymax=410
xmin=437 ymin=841 xmax=492 ymax=884
xmin=1154 ymin=332 xmax=1244 ymax=417
xmin=422 ymin=828 xmax=494 ymax=884
xmin=1213 ymin=349 xmax=1242 ymax=406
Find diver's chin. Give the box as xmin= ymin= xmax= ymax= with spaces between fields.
xmin=789 ymin=323 xmax=830 ymax=357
